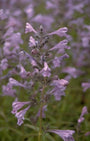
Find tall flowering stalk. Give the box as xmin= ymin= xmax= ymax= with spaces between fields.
xmin=1 ymin=17 xmax=75 ymax=140
xmin=0 ymin=0 xmax=89 ymax=140
xmin=24 ymin=23 xmax=74 ymax=140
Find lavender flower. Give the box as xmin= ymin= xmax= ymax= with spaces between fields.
xmin=25 ymin=22 xmax=37 ymax=34
xmin=9 ymin=78 xmax=26 ymax=88
xmin=5 ymin=16 xmax=21 ymax=29
xmin=2 ymin=83 xmax=16 ymax=97
xmin=0 ymin=9 xmax=9 ymax=20
xmin=49 ymin=40 xmax=70 ymax=52
xmin=17 ymin=64 xmax=31 ymax=79
xmin=6 ymin=32 xmax=23 ymax=45
xmin=62 ymin=67 xmax=84 ymax=78
xmin=16 ymin=106 xmax=30 ymax=126
xmin=12 ymin=99 xmax=30 ymax=126
xmin=50 ymin=79 xmax=69 ymax=101
xmin=40 ymin=62 xmax=51 ymax=77
xmin=0 ymin=58 xmax=8 ymax=70
xmin=29 ymin=36 xmax=36 ymax=47
xmin=49 ymin=129 xmax=75 ymax=141
xmin=24 ymin=4 xmax=34 ymax=19
xmin=85 ymin=132 xmax=90 ymax=136
xmin=3 ymin=42 xmax=13 ymax=56
xmin=32 ymin=14 xmax=54 ymax=29
xmin=78 ymin=106 xmax=88 ymax=124
xmin=48 ymin=27 xmax=68 ymax=37
xmin=53 ymin=54 xmax=69 ymax=68
xmin=82 ymin=82 xmax=90 ymax=92
xmin=24 ymin=52 xmax=38 ymax=67
xmin=12 ymin=100 xmax=30 ymax=114
xmin=46 ymin=1 xmax=57 ymax=10
xmin=3 ymin=27 xmax=14 ymax=39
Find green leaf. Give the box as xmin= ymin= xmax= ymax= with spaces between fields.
xmin=24 ymin=124 xmax=39 ymax=132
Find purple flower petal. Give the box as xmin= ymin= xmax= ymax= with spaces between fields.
xmin=49 ymin=40 xmax=69 ymax=52
xmin=40 ymin=62 xmax=51 ymax=77
xmin=48 ymin=27 xmax=68 ymax=37
xmin=15 ymin=105 xmax=30 ymax=126
xmin=78 ymin=106 xmax=88 ymax=124
xmin=0 ymin=58 xmax=8 ymax=70
xmin=12 ymin=99 xmax=30 ymax=114
xmin=9 ymin=78 xmax=26 ymax=88
xmin=29 ymin=36 xmax=36 ymax=47
xmin=49 ymin=129 xmax=75 ymax=141
xmin=25 ymin=22 xmax=37 ymax=34
xmin=82 ymin=82 xmax=90 ymax=92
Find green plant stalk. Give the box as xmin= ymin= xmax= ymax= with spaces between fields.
xmin=38 ymin=78 xmax=46 ymax=141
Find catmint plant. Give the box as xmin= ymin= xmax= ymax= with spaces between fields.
xmin=0 ymin=0 xmax=89 ymax=141
xmin=1 ymin=19 xmax=75 ymax=140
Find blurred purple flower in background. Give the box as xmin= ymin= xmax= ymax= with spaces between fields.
xmin=78 ymin=106 xmax=88 ymax=124
xmin=82 ymin=82 xmax=90 ymax=92
xmin=49 ymin=129 xmax=75 ymax=141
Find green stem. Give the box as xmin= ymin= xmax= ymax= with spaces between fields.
xmin=38 ymin=78 xmax=46 ymax=141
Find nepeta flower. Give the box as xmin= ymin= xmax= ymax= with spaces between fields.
xmin=78 ymin=106 xmax=88 ymax=124
xmin=53 ymin=54 xmax=69 ymax=68
xmin=9 ymin=78 xmax=26 ymax=88
xmin=48 ymin=27 xmax=68 ymax=37
xmin=3 ymin=42 xmax=12 ymax=56
xmin=82 ymin=37 xmax=89 ymax=48
xmin=19 ymin=51 xmax=28 ymax=62
xmin=32 ymin=14 xmax=54 ymax=29
xmin=62 ymin=67 xmax=84 ymax=78
xmin=5 ymin=16 xmax=21 ymax=29
xmin=0 ymin=9 xmax=4 ymax=19
xmin=3 ymin=27 xmax=14 ymax=39
xmin=49 ymin=40 xmax=70 ymax=52
xmin=2 ymin=83 xmax=16 ymax=97
xmin=29 ymin=36 xmax=36 ymax=47
xmin=40 ymin=62 xmax=51 ymax=77
xmin=85 ymin=132 xmax=90 ymax=136
xmin=12 ymin=100 xmax=30 ymax=114
xmin=73 ymin=3 xmax=84 ymax=13
xmin=0 ymin=9 xmax=9 ymax=20
xmin=24 ymin=4 xmax=34 ymax=19
xmin=13 ymin=10 xmax=21 ymax=17
xmin=16 ymin=105 xmax=30 ymax=126
xmin=49 ymin=129 xmax=75 ymax=141
xmin=0 ymin=58 xmax=8 ymax=70
xmin=46 ymin=1 xmax=56 ymax=10
xmin=52 ymin=79 xmax=69 ymax=87
xmin=50 ymin=79 xmax=68 ymax=101
xmin=17 ymin=64 xmax=31 ymax=79
xmin=25 ymin=22 xmax=37 ymax=34
xmin=82 ymin=82 xmax=90 ymax=92
xmin=24 ymin=52 xmax=38 ymax=67
xmin=6 ymin=32 xmax=23 ymax=45
xmin=12 ymin=99 xmax=30 ymax=126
